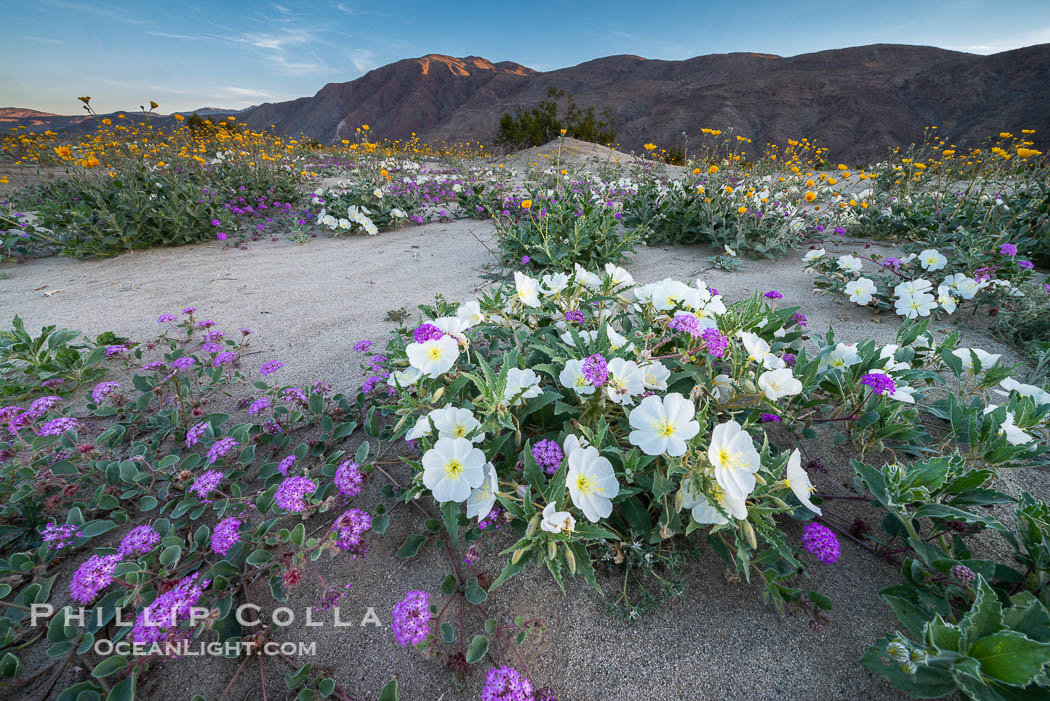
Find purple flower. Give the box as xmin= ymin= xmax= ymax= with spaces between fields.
xmin=521 ymin=256 xmax=531 ymax=265
xmin=1018 ymin=260 xmax=1034 ymax=270
xmin=130 ymin=573 xmax=209 ymax=644
xmin=91 ymin=382 xmax=122 ymax=404
xmin=171 ymin=357 xmax=196 ymax=370
xmin=834 ymin=226 xmax=846 ymax=235
xmin=277 ymin=454 xmax=296 ymax=476
xmin=105 ymin=344 xmax=129 ymax=357
xmin=38 ymin=417 xmax=79 ymax=436
xmin=274 ymin=476 xmax=317 ymax=512
xmin=41 ymin=522 xmax=82 ymax=550
xmin=481 ymin=665 xmax=534 ymax=701
xmin=999 ymin=243 xmax=1018 ymax=256
xmin=334 ymin=460 xmax=364 ymax=497
xmin=392 ymin=590 xmax=431 ymax=647
xmin=248 ymin=397 xmax=271 ymax=417
xmin=564 ymin=310 xmax=584 ymax=325
xmin=860 ymin=372 xmax=896 ymax=396
xmin=792 ymin=312 xmax=808 ymax=327
xmin=213 ymin=351 xmax=237 ymax=367
xmin=764 ymin=290 xmax=783 ymax=300
xmin=259 ymin=360 xmax=284 ymax=376
xmin=801 ymin=522 xmax=840 ymax=564
xmin=782 ymin=353 xmax=797 ymax=367
xmin=197 ymin=320 xmax=216 ymax=330
xmin=331 ymin=508 xmax=371 ymax=556
xmin=117 ymin=525 xmax=161 ymax=558
xmin=669 ymin=313 xmax=702 ymax=339
xmin=581 ymin=354 xmax=608 ymax=387
xmin=881 ymin=257 xmax=902 ymax=271
xmin=210 ymin=517 xmax=240 ymax=556
xmin=201 ymin=342 xmax=222 ymax=353
xmin=210 ymin=219 xmax=221 ymax=226
xmin=206 ymin=437 xmax=239 ymax=464
xmin=760 ymin=413 xmax=781 ymax=423
xmin=70 ymin=554 xmax=121 ymax=604
xmin=185 ymin=421 xmax=209 ymax=447
xmin=189 ymin=470 xmax=224 ymax=499
xmin=281 ymin=387 xmax=308 ymax=404
xmin=700 ymin=328 xmax=728 ymax=358
xmin=353 ymin=340 xmax=374 ymax=353
xmin=412 ymin=323 xmax=444 ymax=344
xmin=28 ymin=395 xmax=62 ymax=418
xmin=182 ymin=307 xmax=197 ymax=315
xmin=158 ymin=313 xmax=177 ymax=324
xmin=707 ymin=287 xmax=720 ymax=296
xmin=531 ymin=439 xmax=563 ymax=476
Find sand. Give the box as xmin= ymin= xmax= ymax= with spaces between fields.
xmin=1 ymin=219 xmax=1044 ymax=701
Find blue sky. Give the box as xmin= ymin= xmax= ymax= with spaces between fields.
xmin=3 ymin=0 xmax=1050 ymax=114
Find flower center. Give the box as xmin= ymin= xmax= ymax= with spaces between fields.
xmin=427 ymin=346 xmax=443 ymax=361
xmin=575 ymin=474 xmax=594 ymax=495
xmin=444 ymin=460 xmax=462 ymax=479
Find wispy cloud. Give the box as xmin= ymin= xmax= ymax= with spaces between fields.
xmin=24 ymin=35 xmax=67 ymax=45
xmin=41 ymin=0 xmax=152 ymax=26
xmin=335 ymin=3 xmax=388 ymax=17
xmin=148 ymin=31 xmax=212 ymax=41
xmin=943 ymin=24 xmax=1050 ymax=54
xmin=347 ymin=48 xmax=377 ymax=74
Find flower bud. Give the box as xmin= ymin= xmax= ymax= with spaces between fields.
xmin=563 ymin=543 xmax=576 ymax=575
xmin=742 ymin=520 xmax=757 ymax=549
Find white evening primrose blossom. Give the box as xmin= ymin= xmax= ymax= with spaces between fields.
xmin=737 ymin=331 xmax=785 ymax=370
xmin=918 ymin=249 xmax=948 ymax=271
xmin=603 ymin=263 xmax=634 ymax=287
xmin=540 ymin=502 xmax=576 ymax=534
xmin=406 ymin=406 xmax=485 ymax=443
xmin=627 ymin=392 xmax=700 ymax=457
xmin=953 ymin=276 xmax=989 ymax=300
xmin=937 ymin=284 xmax=958 ymax=314
xmin=432 ymin=316 xmax=470 ymax=344
xmin=559 ymin=359 xmax=595 ymax=396
xmin=682 ymin=483 xmax=748 ymax=524
xmin=894 ymin=291 xmax=937 ymax=319
xmin=784 ymin=449 xmax=821 ymax=515
xmin=712 ymin=374 xmax=732 ymax=403
xmin=997 ymin=378 xmax=1050 ymax=406
xmin=803 ymin=248 xmax=826 ymax=262
xmin=819 ymin=342 xmax=860 ymax=372
xmin=708 ymin=420 xmax=761 ymax=500
xmin=894 ymin=279 xmax=933 ymax=298
xmin=514 ymin=271 xmax=541 ymax=307
xmin=639 ymin=361 xmax=671 ymax=391
xmin=465 ymin=462 xmax=498 ymax=522
xmin=455 ymin=300 xmax=484 ymax=328
xmin=983 ymin=406 xmax=1034 ymax=445
xmin=757 ymin=368 xmax=803 ymax=401
xmin=845 ymin=277 xmax=877 ymax=305
xmin=566 ymin=446 xmax=620 ymax=522
xmin=837 ymin=255 xmax=863 ymax=274
xmin=421 ymin=437 xmax=486 ymax=503
xmin=503 ymin=368 xmax=541 ymax=406
xmin=952 ymin=348 xmax=1001 ymax=373
xmin=406 ymin=335 xmax=459 ymax=378
xmin=604 ymin=358 xmax=645 ymax=405
xmin=573 ymin=264 xmax=602 ymax=289
xmin=889 ymin=384 xmax=917 ymax=403
xmin=540 ymin=272 xmax=570 ymax=295
xmin=388 ymin=367 xmax=423 ymax=388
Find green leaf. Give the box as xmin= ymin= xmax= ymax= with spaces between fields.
xmin=396 ymin=534 xmax=427 ymax=560
xmin=289 ymin=523 xmax=306 ymax=546
xmin=440 ymin=622 xmax=455 ymax=643
xmin=105 ymin=673 xmax=135 ymax=701
xmin=962 ymin=577 xmax=1005 ymax=647
xmin=377 ymin=679 xmax=398 ymax=701
xmin=970 ymin=630 xmax=1050 ymax=686
xmin=465 ymin=635 xmax=489 ymax=664
xmin=441 ymin=501 xmax=460 ymax=547
xmin=464 ymin=578 xmax=488 ymax=605
xmin=92 ymin=655 xmax=129 ymax=678
xmin=158 ymin=545 xmax=181 ymax=567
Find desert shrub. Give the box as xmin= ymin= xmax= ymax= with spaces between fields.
xmin=496 ymin=87 xmax=616 ymax=149
xmin=488 ymin=189 xmax=644 ymax=270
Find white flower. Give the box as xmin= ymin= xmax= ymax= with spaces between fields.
xmin=784 ymin=449 xmax=820 ymax=515
xmin=627 ymin=393 xmax=700 ymax=457
xmin=540 ymin=502 xmax=576 ymax=534
xmin=406 ymin=335 xmax=459 ymax=378
xmin=391 ymin=207 xmax=408 ymax=219
xmin=421 ymin=437 xmax=486 ymax=502
xmin=845 ymin=277 xmax=877 ymax=305
xmin=936 ymin=284 xmax=958 ymax=314
xmin=452 ymin=183 xmax=462 ymax=193
xmin=559 ymin=359 xmax=595 ymax=396
xmin=918 ymin=249 xmax=947 ymax=271
xmin=952 ymin=348 xmax=1001 ymax=373
xmin=983 ymin=406 xmax=1033 ymax=445
xmin=603 ymin=263 xmax=634 ymax=287
xmin=639 ymin=362 xmax=670 ymax=391
xmin=563 ymin=433 xmax=588 ymax=457
xmin=604 ymin=358 xmax=645 ymax=405
xmin=466 ymin=463 xmax=498 ymax=521
xmin=407 ymin=405 xmax=485 ymax=443
xmin=540 ymin=272 xmax=570 ymax=295
xmin=954 ymin=276 xmax=988 ymax=300
xmin=894 ymin=292 xmax=937 ymax=319
xmin=894 ymin=279 xmax=933 ymax=297
xmin=573 ymin=264 xmax=602 ymax=289
xmin=889 ymin=385 xmax=917 ymax=403
xmin=388 ymin=367 xmax=423 ymax=388
xmin=372 ymin=188 xmax=384 ymax=199
xmin=712 ymin=374 xmax=732 ymax=403
xmin=432 ymin=316 xmax=470 ymax=344
xmin=682 ymin=485 xmax=748 ymax=524
xmin=455 ymin=300 xmax=485 ymax=328
xmin=997 ymin=378 xmax=1050 ymax=406
xmin=514 ymin=272 xmax=541 ymax=307
xmin=837 ymin=255 xmax=863 ymax=274
xmin=504 ymin=368 xmax=541 ymax=406
xmin=737 ymin=331 xmax=784 ymax=370
xmin=757 ymin=368 xmax=803 ymax=401
xmin=708 ymin=421 xmax=761 ymax=500
xmin=803 ymin=248 xmax=826 ymax=262
xmin=567 ymin=446 xmax=620 ymax=522
xmin=821 ymin=343 xmax=861 ymax=371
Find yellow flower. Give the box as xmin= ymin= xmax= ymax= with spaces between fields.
xmin=362 ymin=124 xmax=370 ymax=131
xmin=708 ymin=165 xmax=719 ymax=174
xmin=804 ymin=191 xmax=817 ymax=202
xmin=692 ymin=167 xmax=701 ymax=175
xmin=520 ymin=199 xmax=532 ymax=209
xmin=0 ymin=176 xmax=7 ymax=184
xmin=788 ymin=139 xmax=799 ymax=146
xmin=999 ymin=132 xmax=1013 ymax=138
xmin=341 ymin=139 xmax=349 ymax=145
xmin=174 ymin=114 xmax=184 ymax=121
xmin=1021 ymin=129 xmax=1036 ymax=135
xmin=101 ymin=118 xmax=111 ymax=126
xmin=560 ymin=128 xmax=567 ymax=136
xmin=54 ymin=145 xmax=72 ymax=159
xmin=737 ymin=206 xmax=747 ymax=214
xmin=1017 ymin=147 xmax=1042 ymax=158
xmin=724 ymin=185 xmax=733 ymax=194
xmin=643 ymin=143 xmax=657 ymax=151
xmin=77 ymin=96 xmax=91 ymax=104
xmin=149 ymin=101 xmax=159 ymax=109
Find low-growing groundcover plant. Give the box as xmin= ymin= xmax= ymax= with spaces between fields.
xmin=354 ymin=264 xmax=1049 ymax=697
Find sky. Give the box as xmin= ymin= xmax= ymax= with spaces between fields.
xmin=3 ymin=0 xmax=1050 ymax=115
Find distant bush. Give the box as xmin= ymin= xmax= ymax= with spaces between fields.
xmin=496 ymin=87 xmax=616 ymax=149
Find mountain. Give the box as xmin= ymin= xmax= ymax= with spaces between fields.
xmin=6 ymin=44 xmax=1049 ymax=161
